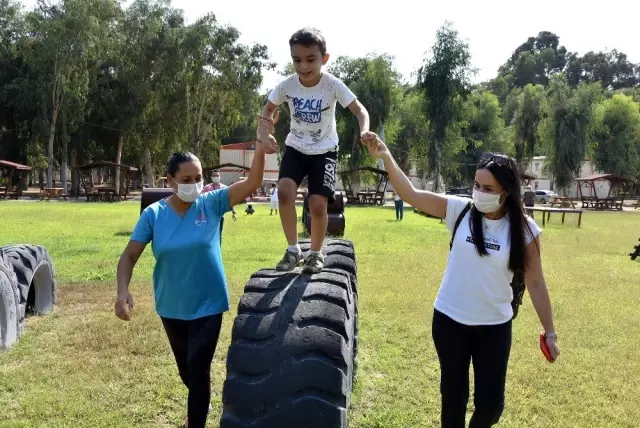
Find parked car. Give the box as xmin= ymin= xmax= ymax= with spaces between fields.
xmin=446 ymin=186 xmax=472 ymax=196
xmin=535 ymin=190 xmax=558 ymax=204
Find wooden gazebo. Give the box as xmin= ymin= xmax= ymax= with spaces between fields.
xmin=75 ymin=161 xmax=138 ymax=202
xmin=339 ymin=166 xmax=389 ymax=206
xmin=0 ymin=160 xmax=31 ymax=199
xmin=520 ymin=171 xmax=536 ymax=187
xmin=575 ymin=173 xmax=633 ymax=211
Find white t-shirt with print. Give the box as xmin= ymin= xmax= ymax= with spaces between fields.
xmin=434 ymin=196 xmax=542 ymax=326
xmin=270 ymin=188 xmax=278 ymax=202
xmin=268 ymin=72 xmax=357 ymax=155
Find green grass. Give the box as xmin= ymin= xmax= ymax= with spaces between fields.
xmin=0 ymin=201 xmax=639 ymax=427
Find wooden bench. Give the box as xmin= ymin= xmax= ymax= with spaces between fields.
xmin=40 ymin=188 xmax=68 ymax=201
xmin=530 ymin=207 xmax=584 ymax=227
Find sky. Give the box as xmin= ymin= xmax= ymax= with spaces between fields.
xmin=19 ymin=0 xmax=640 ymax=92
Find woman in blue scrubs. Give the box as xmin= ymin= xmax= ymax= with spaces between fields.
xmin=114 ymin=141 xmax=266 ymax=428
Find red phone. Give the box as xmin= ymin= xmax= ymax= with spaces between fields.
xmin=539 ymin=332 xmax=555 ymax=363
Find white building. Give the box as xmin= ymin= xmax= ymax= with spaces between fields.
xmin=521 ymin=156 xmax=610 ymax=198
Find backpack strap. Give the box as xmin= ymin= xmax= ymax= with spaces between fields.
xmin=449 ymin=202 xmax=472 ymax=251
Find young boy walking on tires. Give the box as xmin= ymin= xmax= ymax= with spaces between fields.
xmin=257 ymin=27 xmax=369 ymax=274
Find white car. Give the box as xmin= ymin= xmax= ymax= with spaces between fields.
xmin=535 ymin=190 xmax=557 ymax=204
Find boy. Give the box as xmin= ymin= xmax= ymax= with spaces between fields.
xmin=257 ymin=27 xmax=370 ymax=274
xmin=269 ymin=183 xmax=279 ymax=215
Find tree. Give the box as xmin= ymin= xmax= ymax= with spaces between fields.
xmin=504 ymin=83 xmax=545 ymax=164
xmin=495 ymin=31 xmax=568 ymax=91
xmin=455 ymin=89 xmax=510 ymax=183
xmin=541 ymin=75 xmax=602 ymax=191
xmin=592 ymin=94 xmax=640 ymax=181
xmin=330 ymin=53 xmax=400 ymax=191
xmin=25 ymin=0 xmax=119 ymax=190
xmin=418 ymin=21 xmax=474 ymax=191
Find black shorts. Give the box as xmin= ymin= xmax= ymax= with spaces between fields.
xmin=279 ymin=146 xmax=338 ymax=204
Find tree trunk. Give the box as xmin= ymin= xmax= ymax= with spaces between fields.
xmin=70 ymin=149 xmax=80 ymax=196
xmin=144 ymin=141 xmax=154 ymax=187
xmin=60 ymin=117 xmax=68 ymax=194
xmin=115 ymin=134 xmax=123 ymax=195
xmin=47 ymin=106 xmax=60 ymax=188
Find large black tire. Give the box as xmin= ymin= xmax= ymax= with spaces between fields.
xmin=221 ymin=238 xmax=358 ymax=428
xmin=0 ymin=245 xmax=55 ymax=330
xmin=0 ymin=253 xmax=20 ymax=349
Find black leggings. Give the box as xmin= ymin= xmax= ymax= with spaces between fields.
xmin=432 ymin=309 xmax=512 ymax=428
xmin=161 ymin=313 xmax=223 ymax=428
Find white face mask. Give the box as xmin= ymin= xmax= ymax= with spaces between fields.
xmin=211 ymin=177 xmax=220 ymax=184
xmin=175 ymin=181 xmax=203 ymax=203
xmin=472 ymin=189 xmax=504 ymax=213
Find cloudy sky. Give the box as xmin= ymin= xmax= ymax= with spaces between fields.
xmin=19 ymin=0 xmax=640 ymax=92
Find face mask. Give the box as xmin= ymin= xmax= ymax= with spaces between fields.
xmin=212 ymin=177 xmax=220 ymax=184
xmin=175 ymin=181 xmax=203 ymax=203
xmin=472 ymin=189 xmax=504 ymax=213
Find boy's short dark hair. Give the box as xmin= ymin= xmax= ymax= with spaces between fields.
xmin=289 ymin=28 xmax=326 ymax=55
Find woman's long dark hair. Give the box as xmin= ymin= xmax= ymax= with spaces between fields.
xmin=468 ymin=153 xmax=539 ymax=273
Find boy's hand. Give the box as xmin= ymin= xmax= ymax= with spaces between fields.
xmin=360 ymin=131 xmax=389 ymax=158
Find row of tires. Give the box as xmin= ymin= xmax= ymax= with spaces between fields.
xmin=0 ymin=245 xmax=56 ymax=349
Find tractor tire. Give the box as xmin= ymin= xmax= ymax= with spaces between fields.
xmin=221 ymin=238 xmax=358 ymax=428
xmin=0 ymin=245 xmax=55 ymax=327
xmin=0 ymin=253 xmax=20 ymax=349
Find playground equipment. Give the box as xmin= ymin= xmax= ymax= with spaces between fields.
xmin=630 ymin=239 xmax=640 ymax=261
xmin=220 ymin=238 xmax=358 ymax=428
xmin=302 ymin=190 xmax=346 ymax=237
xmin=0 ymin=245 xmax=55 ymax=349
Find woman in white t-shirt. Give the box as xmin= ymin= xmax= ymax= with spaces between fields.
xmin=361 ymin=132 xmax=559 ymax=428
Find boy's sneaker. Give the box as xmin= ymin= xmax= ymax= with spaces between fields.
xmin=303 ymin=252 xmax=324 ymax=274
xmin=276 ymin=249 xmax=303 ymax=271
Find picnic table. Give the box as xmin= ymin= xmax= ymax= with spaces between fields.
xmin=530 ymin=207 xmax=583 ymax=228
xmin=40 ymin=187 xmax=68 ymax=201
xmin=549 ymin=197 xmax=576 ymax=208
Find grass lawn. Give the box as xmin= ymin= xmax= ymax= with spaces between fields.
xmin=0 ymin=201 xmax=639 ymax=427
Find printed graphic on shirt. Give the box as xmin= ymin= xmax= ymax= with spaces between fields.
xmin=465 ymin=235 xmax=501 ymax=251
xmin=309 ymin=129 xmax=322 ymax=142
xmin=292 ymin=97 xmax=327 ymax=124
xmin=195 ymin=210 xmax=207 ymax=226
xmin=323 ymin=157 xmax=337 ymax=189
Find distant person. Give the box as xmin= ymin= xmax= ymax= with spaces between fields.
xmin=361 ymin=132 xmax=560 ymax=428
xmin=270 ymin=183 xmax=279 ymax=215
xmin=202 ymin=169 xmax=237 ymax=243
xmin=115 ymin=145 xmax=266 ymax=428
xmin=393 ymin=190 xmax=404 ymax=220
xmin=245 ymin=204 xmax=255 ymax=215
xmin=522 ymin=185 xmax=536 ymax=217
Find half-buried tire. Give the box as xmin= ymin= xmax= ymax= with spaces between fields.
xmin=0 ymin=252 xmax=20 ymax=349
xmin=221 ymin=238 xmax=358 ymax=428
xmin=0 ymin=245 xmax=55 ymax=333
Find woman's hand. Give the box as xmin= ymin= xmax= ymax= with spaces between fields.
xmin=115 ymin=290 xmax=134 ymax=321
xmin=360 ymin=131 xmax=390 ymax=158
xmin=546 ymin=335 xmax=560 ymax=361
xmin=257 ymin=110 xmax=280 ymax=154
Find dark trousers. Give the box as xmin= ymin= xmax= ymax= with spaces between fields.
xmin=394 ymin=200 xmax=404 ymax=219
xmin=160 ymin=314 xmax=224 ymax=428
xmin=432 ymin=309 xmax=512 ymax=428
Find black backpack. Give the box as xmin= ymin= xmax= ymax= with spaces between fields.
xmin=449 ymin=202 xmax=526 ymax=320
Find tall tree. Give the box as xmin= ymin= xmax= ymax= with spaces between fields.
xmin=417 ymin=21 xmax=474 ymax=191
xmin=592 ymin=94 xmax=640 ymax=181
xmin=330 ymin=53 xmax=400 ymax=191
xmin=504 ymin=83 xmax=545 ymax=164
xmin=541 ymin=75 xmax=602 ymax=192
